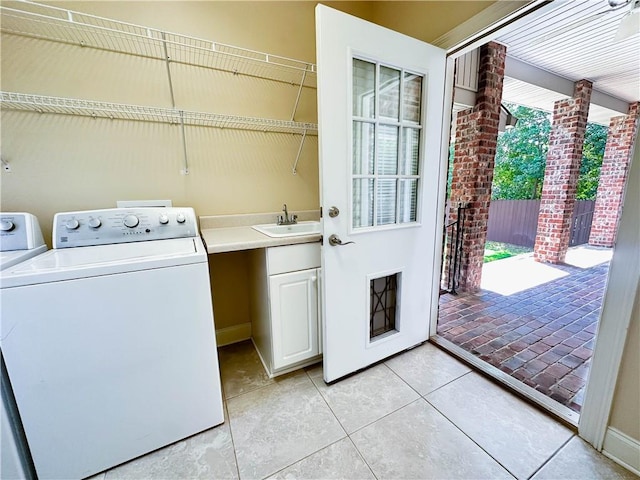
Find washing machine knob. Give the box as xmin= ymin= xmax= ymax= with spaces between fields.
xmin=88 ymin=218 xmax=102 ymax=229
xmin=176 ymin=213 xmax=186 ymax=224
xmin=0 ymin=220 xmax=15 ymax=232
xmin=66 ymin=219 xmax=80 ymax=230
xmin=123 ymin=214 xmax=139 ymax=228
xmin=159 ymin=214 xmax=169 ymax=225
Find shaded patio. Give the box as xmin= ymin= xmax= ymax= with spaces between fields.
xmin=437 ymin=245 xmax=612 ymax=413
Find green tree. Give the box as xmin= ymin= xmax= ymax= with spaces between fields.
xmin=492 ymin=104 xmax=551 ymax=200
xmin=491 ymin=103 xmax=607 ymax=200
xmin=576 ymin=123 xmax=607 ymax=199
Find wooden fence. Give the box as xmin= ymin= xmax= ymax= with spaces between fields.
xmin=486 ymin=200 xmax=595 ymax=248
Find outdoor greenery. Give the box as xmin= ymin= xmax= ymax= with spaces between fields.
xmin=491 ymin=103 xmax=608 ymax=200
xmin=483 ymin=241 xmax=532 ymax=263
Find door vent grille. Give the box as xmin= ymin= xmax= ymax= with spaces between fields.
xmin=370 ymin=274 xmax=398 ymax=339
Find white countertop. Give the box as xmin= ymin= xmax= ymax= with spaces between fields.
xmin=199 ymin=210 xmax=321 ymax=254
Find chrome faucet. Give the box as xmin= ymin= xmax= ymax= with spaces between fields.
xmin=277 ymin=203 xmax=298 ymax=225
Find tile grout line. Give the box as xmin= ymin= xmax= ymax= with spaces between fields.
xmin=326 ymin=354 xmax=475 ymax=438
xmin=303 ymin=368 xmax=381 ymax=480
xmin=423 ymin=386 xmax=519 ymax=480
xmin=260 ymin=437 xmax=350 ymax=480
xmin=382 ymin=356 xmax=427 ymax=399
xmin=344 ymin=436 xmax=380 ymax=480
xmin=382 ymin=343 xmax=477 ymax=398
xmin=267 ymin=369 xmax=347 ymax=477
xmin=525 ymin=433 xmax=575 ymax=480
xmin=325 ymin=362 xmax=430 ymax=437
xmin=221 ymin=400 xmax=243 ymax=480
xmin=256 ymin=369 xmax=368 ymax=480
xmin=230 ymin=369 xmax=343 ymax=480
xmin=303 ymin=367 xmax=349 ymax=439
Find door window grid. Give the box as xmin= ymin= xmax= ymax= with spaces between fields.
xmin=352 ymin=58 xmax=423 ymax=229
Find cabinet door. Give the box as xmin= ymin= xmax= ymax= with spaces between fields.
xmin=269 ymin=268 xmax=319 ymax=370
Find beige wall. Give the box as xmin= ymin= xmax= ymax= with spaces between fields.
xmin=0 ymin=0 xmax=500 ymax=332
xmin=370 ymin=1 xmax=495 ymax=43
xmin=2 ymin=1 xmax=368 ymax=243
xmin=6 ymin=0 xmax=503 ymax=242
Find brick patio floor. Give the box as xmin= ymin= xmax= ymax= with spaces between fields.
xmin=437 ymin=248 xmax=611 ymax=413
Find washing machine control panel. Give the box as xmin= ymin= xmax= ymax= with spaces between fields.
xmin=0 ymin=212 xmax=46 ymax=251
xmin=53 ymin=207 xmax=199 ymax=248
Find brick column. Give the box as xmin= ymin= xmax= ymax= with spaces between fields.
xmin=588 ymin=102 xmax=640 ymax=247
xmin=447 ymin=42 xmax=506 ymax=293
xmin=534 ymin=79 xmax=592 ymax=264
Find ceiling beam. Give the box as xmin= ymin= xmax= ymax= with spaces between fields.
xmin=505 ymin=56 xmax=629 ymax=114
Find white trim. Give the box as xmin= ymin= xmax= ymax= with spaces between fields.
xmin=432 ymin=0 xmax=556 ymax=53
xmin=215 ymin=322 xmax=252 ymax=347
xmin=430 ymin=336 xmax=580 ymax=426
xmin=429 ymin=55 xmax=456 ymax=338
xmin=453 ymin=86 xmax=476 ymax=109
xmin=579 ymin=134 xmax=639 ymax=449
xmin=602 ymin=427 xmax=640 ymax=476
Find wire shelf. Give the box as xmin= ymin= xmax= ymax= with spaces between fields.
xmin=0 ymin=91 xmax=318 ymax=135
xmin=0 ymin=1 xmax=317 ymax=88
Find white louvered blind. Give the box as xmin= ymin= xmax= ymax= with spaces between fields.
xmin=352 ymin=58 xmax=423 ymax=229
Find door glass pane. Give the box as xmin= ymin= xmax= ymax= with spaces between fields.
xmin=351 ymin=58 xmax=424 ymax=230
xmin=353 ymin=59 xmax=375 ymax=118
xmin=376 ymin=179 xmax=397 ymax=225
xmin=370 ymin=273 xmax=398 ymax=339
xmin=399 ymin=179 xmax=418 ymax=223
xmin=401 ymin=127 xmax=420 ymax=175
xmin=378 ymin=125 xmax=399 ymax=175
xmin=379 ymin=66 xmax=400 ymax=121
xmin=403 ymin=73 xmax=422 ymax=124
xmin=353 ymin=121 xmax=375 ymax=175
xmin=353 ymin=178 xmax=374 ymax=228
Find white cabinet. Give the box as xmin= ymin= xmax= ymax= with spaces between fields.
xmin=269 ymin=269 xmax=320 ymax=370
xmin=250 ymin=243 xmax=322 ymax=377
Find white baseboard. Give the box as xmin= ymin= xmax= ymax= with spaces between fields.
xmin=215 ymin=322 xmax=251 ymax=347
xmin=602 ymin=427 xmax=640 ymax=476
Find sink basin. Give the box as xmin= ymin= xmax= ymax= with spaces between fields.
xmin=252 ymin=221 xmax=321 ymax=238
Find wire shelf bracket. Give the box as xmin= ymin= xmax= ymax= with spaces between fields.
xmin=292 ymin=129 xmax=308 ymax=175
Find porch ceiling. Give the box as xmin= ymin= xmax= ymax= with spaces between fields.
xmin=496 ymin=0 xmax=640 ymax=125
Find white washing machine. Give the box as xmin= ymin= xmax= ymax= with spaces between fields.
xmin=1 ymin=212 xmax=47 ymax=480
xmin=0 ymin=207 xmax=224 ymax=479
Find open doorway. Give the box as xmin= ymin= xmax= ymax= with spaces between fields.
xmin=433 ymin=0 xmax=639 ymax=426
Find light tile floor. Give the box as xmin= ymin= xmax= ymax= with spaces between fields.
xmin=95 ymin=340 xmax=636 ymax=480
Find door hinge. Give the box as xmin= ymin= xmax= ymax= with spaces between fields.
xmin=320 ymin=206 xmax=323 ymax=218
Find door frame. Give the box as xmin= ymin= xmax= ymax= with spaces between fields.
xmin=426 ymin=0 xmax=638 ymax=452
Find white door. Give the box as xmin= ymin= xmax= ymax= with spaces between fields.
xmin=316 ymin=5 xmax=446 ymax=382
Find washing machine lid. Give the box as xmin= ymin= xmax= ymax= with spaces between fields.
xmin=0 ymin=238 xmax=206 ymax=288
xmin=0 ymin=245 xmax=48 ymax=271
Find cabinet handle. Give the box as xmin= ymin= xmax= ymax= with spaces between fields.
xmin=311 ymin=276 xmax=317 ymax=283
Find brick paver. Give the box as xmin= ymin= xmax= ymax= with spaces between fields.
xmin=438 ymin=260 xmax=609 ymax=413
